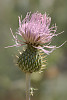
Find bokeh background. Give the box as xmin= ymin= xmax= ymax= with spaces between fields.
xmin=0 ymin=0 xmax=67 ymax=100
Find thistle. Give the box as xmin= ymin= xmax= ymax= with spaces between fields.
xmin=5 ymin=12 xmax=66 ymax=100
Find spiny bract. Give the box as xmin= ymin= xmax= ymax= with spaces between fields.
xmin=17 ymin=45 xmax=47 ymax=73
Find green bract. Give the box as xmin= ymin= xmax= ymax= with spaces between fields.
xmin=17 ymin=45 xmax=46 ymax=73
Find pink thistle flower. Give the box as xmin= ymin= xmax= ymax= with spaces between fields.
xmin=5 ymin=12 xmax=66 ymax=55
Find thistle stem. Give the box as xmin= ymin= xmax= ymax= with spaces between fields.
xmin=26 ymin=73 xmax=31 ymax=100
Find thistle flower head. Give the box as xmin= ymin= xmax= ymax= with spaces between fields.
xmin=5 ymin=12 xmax=66 ymax=73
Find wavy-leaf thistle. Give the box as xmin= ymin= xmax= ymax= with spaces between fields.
xmin=5 ymin=11 xmax=66 ymax=100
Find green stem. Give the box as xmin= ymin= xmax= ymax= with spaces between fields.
xmin=26 ymin=73 xmax=31 ymax=100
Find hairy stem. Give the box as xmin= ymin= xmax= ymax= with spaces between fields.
xmin=26 ymin=73 xmax=31 ymax=100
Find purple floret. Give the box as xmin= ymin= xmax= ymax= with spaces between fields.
xmin=5 ymin=12 xmax=66 ymax=55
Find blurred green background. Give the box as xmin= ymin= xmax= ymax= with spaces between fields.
xmin=0 ymin=0 xmax=67 ymax=100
